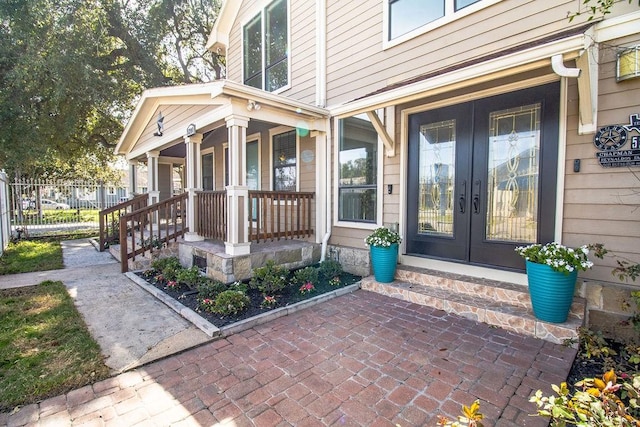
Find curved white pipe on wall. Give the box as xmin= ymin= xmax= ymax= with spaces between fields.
xmin=551 ymin=54 xmax=581 ymax=78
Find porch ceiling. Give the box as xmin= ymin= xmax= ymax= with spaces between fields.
xmin=117 ymin=80 xmax=330 ymax=161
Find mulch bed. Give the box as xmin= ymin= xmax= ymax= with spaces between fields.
xmin=136 ymin=268 xmax=361 ymax=329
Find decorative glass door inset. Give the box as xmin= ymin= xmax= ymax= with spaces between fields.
xmin=418 ymin=119 xmax=456 ymax=236
xmin=485 ymin=104 xmax=540 ymax=243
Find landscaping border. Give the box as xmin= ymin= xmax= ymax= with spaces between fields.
xmin=125 ymin=271 xmax=361 ymax=338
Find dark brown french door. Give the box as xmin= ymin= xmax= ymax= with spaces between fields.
xmin=406 ymin=83 xmax=560 ymax=270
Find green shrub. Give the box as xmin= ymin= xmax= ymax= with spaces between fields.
xmin=196 ymin=280 xmax=227 ymax=300
xmin=249 ymin=260 xmax=289 ymax=295
xmin=293 ymin=266 xmax=319 ymax=286
xmin=228 ymin=280 xmax=248 ymax=293
xmin=319 ymin=259 xmax=343 ymax=280
xmin=151 ymin=256 xmax=181 ymax=273
xmin=211 ymin=290 xmax=250 ymax=316
xmin=176 ymin=266 xmax=205 ymax=289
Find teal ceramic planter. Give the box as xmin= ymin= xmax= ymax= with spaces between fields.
xmin=370 ymin=243 xmax=399 ymax=283
xmin=526 ymin=260 xmax=578 ymax=323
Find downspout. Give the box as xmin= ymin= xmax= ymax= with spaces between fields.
xmin=551 ymin=54 xmax=580 ymax=244
xmin=320 ymin=118 xmax=332 ymax=262
xmin=317 ymin=0 xmax=332 ymax=262
xmin=551 ymin=54 xmax=581 ymax=78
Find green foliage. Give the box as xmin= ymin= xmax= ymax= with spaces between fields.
xmin=319 ymin=259 xmax=343 ymax=280
xmin=175 ymin=266 xmax=205 ymax=289
xmin=150 ymin=256 xmax=181 ymax=273
xmin=210 ymin=290 xmax=250 ymax=316
xmin=578 ymin=327 xmax=618 ymax=360
xmin=0 ymin=0 xmax=223 ymax=180
xmin=530 ymin=370 xmax=640 ymax=426
xmin=0 ymin=240 xmax=63 ymax=274
xmin=515 ymin=242 xmax=594 ymax=274
xmin=249 ymin=260 xmax=289 ymax=295
xmin=196 ymin=280 xmax=227 ymax=300
xmin=364 ymin=227 xmax=402 ymax=248
xmin=0 ymin=281 xmax=109 ymax=410
xmin=293 ymin=266 xmax=319 ymax=286
xmin=568 ymin=0 xmax=638 ymax=22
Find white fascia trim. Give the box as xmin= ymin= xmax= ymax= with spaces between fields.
xmin=206 ymin=0 xmax=243 ymax=53
xmin=593 ymin=10 xmax=640 ymax=43
xmin=329 ymin=33 xmax=588 ymax=118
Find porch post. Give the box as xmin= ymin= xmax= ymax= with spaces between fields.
xmin=146 ymin=151 xmax=160 ymax=204
xmin=146 ymin=151 xmax=160 ymax=232
xmin=312 ymin=131 xmax=327 ymax=243
xmin=183 ymin=132 xmax=204 ymax=242
xmin=225 ymin=115 xmax=251 ymax=256
xmin=128 ymin=160 xmax=138 ymax=197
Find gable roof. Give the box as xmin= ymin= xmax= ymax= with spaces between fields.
xmin=116 ymin=80 xmax=329 ymax=161
xmin=205 ymin=0 xmax=242 ymax=55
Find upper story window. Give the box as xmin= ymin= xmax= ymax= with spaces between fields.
xmin=386 ymin=0 xmax=491 ymax=44
xmin=243 ymin=0 xmax=289 ymax=92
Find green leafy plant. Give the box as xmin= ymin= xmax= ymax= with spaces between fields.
xmin=249 ymin=260 xmax=289 ymax=295
xmin=261 ymin=295 xmax=277 ymax=308
xmin=176 ymin=266 xmax=205 ymax=289
xmin=228 ymin=280 xmax=248 ymax=294
xmin=329 ymin=276 xmax=341 ymax=287
xmin=437 ymin=400 xmax=484 ymax=427
xmin=578 ymin=327 xmax=618 ymax=360
xmin=211 ymin=290 xmax=250 ymax=316
xmin=151 ymin=256 xmax=182 ymax=274
xmin=293 ymin=266 xmax=319 ymax=286
xmin=364 ymin=227 xmax=402 ymax=248
xmin=515 ymin=242 xmax=594 ymax=274
xmin=530 ymin=370 xmax=640 ymax=426
xmin=319 ymin=259 xmax=343 ymax=280
xmin=196 ymin=280 xmax=227 ymax=300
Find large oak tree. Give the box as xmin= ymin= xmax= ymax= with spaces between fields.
xmin=0 ymin=0 xmax=222 ymax=182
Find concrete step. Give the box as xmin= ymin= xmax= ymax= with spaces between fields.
xmin=361 ymin=265 xmax=584 ymax=345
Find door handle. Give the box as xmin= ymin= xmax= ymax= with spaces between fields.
xmin=458 ymin=180 xmax=466 ymax=213
xmin=473 ymin=179 xmax=481 ymax=214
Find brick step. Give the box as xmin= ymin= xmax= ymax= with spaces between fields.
xmin=361 ymin=266 xmax=584 ymax=345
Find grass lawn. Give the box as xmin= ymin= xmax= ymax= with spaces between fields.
xmin=0 ymin=240 xmax=63 ymax=275
xmin=0 ymin=281 xmax=110 ymax=411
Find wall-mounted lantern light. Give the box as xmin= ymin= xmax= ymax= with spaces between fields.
xmin=617 ymin=46 xmax=640 ymax=82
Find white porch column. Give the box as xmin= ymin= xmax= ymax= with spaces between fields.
xmin=128 ymin=160 xmax=138 ymax=196
xmin=312 ymin=131 xmax=327 ymax=244
xmin=146 ymin=151 xmax=160 ymax=204
xmin=184 ymin=132 xmax=204 ymax=242
xmin=225 ymin=115 xmax=251 ymax=256
xmin=146 ymin=151 xmax=161 ymax=233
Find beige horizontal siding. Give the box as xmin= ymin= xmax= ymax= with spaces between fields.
xmin=563 ymin=33 xmax=640 ymax=284
xmin=324 ymin=0 xmax=598 ymax=106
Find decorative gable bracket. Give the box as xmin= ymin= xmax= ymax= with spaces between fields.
xmin=366 ymin=110 xmax=396 ymax=157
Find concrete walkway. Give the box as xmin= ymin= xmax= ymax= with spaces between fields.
xmin=0 ymin=239 xmax=577 ymax=426
xmin=0 ymin=239 xmax=210 ymax=373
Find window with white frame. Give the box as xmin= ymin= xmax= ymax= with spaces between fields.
xmin=338 ymin=116 xmax=378 ymax=223
xmin=387 ymin=0 xmax=483 ymax=41
xmin=243 ymin=0 xmax=289 ymax=92
xmin=272 ymin=130 xmax=296 ymax=191
xmin=202 ymin=151 xmax=214 ymax=190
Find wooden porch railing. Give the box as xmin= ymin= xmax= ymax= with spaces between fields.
xmin=195 ymin=190 xmax=315 ymax=243
xmin=119 ymin=192 xmax=188 ymax=273
xmin=196 ymin=190 xmax=226 ymax=241
xmin=98 ymin=194 xmax=148 ymax=251
xmin=249 ymin=190 xmax=314 ymax=242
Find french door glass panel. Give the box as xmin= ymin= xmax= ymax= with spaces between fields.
xmin=485 ymin=104 xmax=540 ymax=244
xmin=418 ymin=119 xmax=456 ymax=237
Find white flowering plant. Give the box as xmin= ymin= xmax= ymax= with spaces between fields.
xmin=364 ymin=227 xmax=402 ymax=248
xmin=515 ymin=242 xmax=594 ymax=274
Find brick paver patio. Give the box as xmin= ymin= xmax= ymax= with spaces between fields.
xmin=1 ymin=290 xmax=576 ymax=426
